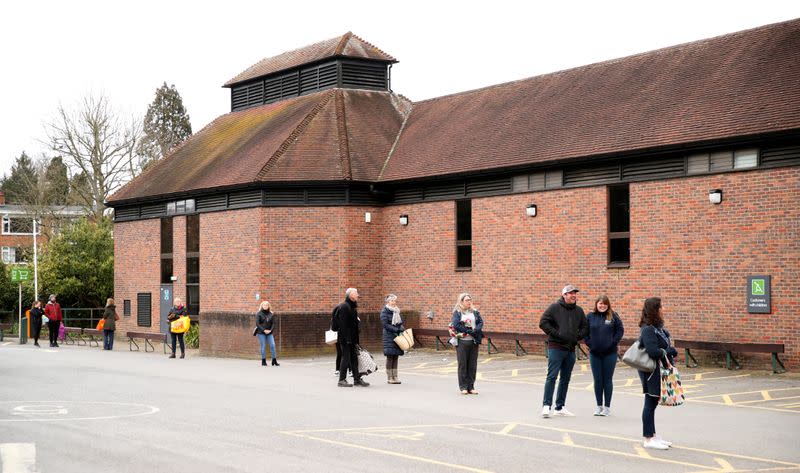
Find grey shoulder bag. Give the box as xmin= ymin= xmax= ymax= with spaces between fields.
xmin=622 ymin=340 xmax=656 ymax=372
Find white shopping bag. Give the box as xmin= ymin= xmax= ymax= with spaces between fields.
xmin=325 ymin=329 xmax=338 ymax=345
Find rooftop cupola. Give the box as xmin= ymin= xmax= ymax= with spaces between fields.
xmin=224 ymin=32 xmax=397 ymax=111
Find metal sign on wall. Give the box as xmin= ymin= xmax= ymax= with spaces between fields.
xmin=747 ymin=275 xmax=771 ymax=314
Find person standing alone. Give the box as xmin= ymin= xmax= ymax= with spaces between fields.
xmin=539 ymin=285 xmax=588 ymax=417
xmin=44 ymin=294 xmax=63 ymax=348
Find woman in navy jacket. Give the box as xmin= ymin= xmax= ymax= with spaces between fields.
xmin=380 ymin=294 xmax=405 ymax=384
xmin=638 ymin=297 xmax=678 ymax=450
xmin=451 ymin=293 xmax=484 ymax=395
xmin=585 ymin=295 xmax=624 ymax=416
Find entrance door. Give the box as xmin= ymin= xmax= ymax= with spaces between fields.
xmin=160 ymin=285 xmax=173 ymax=334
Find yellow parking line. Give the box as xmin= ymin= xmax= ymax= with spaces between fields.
xmin=692 ymin=387 xmax=800 ymax=400
xmin=581 ymin=364 xmax=589 ymax=372
xmin=722 ymin=395 xmax=735 ymax=406
xmin=511 ymin=369 xmax=519 ymax=377
xmin=736 ymin=395 xmax=800 ymax=405
xmin=624 ymin=378 xmax=636 ymax=387
xmin=633 ymin=444 xmax=653 ymax=459
xmin=562 ymin=433 xmax=574 ymax=446
xmin=480 ymin=357 xmax=495 ymax=364
xmin=281 ymin=431 xmax=494 ymax=473
xmin=714 ymin=457 xmax=735 ymax=471
xmin=762 ymin=391 xmax=773 ymax=401
xmin=497 ymin=423 xmax=517 ymax=435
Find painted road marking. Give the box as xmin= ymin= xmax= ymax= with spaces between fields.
xmin=497 ymin=423 xmax=517 ymax=435
xmin=722 ymin=395 xmax=735 ymax=406
xmin=633 ymin=444 xmax=653 ymax=459
xmin=714 ymin=457 xmax=735 ymax=471
xmin=562 ymin=433 xmax=574 ymax=446
xmin=0 ymin=443 xmax=36 ymax=473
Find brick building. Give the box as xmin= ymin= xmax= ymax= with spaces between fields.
xmin=107 ymin=22 xmax=800 ymax=367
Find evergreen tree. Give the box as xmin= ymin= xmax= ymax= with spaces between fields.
xmin=44 ymin=156 xmax=69 ymax=205
xmin=137 ymin=82 xmax=192 ymax=165
xmin=1 ymin=152 xmax=38 ymax=204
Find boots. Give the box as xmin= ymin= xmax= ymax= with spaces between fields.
xmin=169 ymin=353 xmax=176 ymax=359
xmin=180 ymin=352 xmax=185 ymax=359
xmin=262 ymin=358 xmax=267 ymax=366
xmin=387 ymin=369 xmax=401 ymax=384
xmin=271 ymin=358 xmax=280 ymax=366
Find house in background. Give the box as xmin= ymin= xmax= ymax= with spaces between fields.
xmin=107 ymin=21 xmax=800 ymax=366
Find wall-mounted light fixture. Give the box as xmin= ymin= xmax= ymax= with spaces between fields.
xmin=399 ymin=214 xmax=409 ymax=226
xmin=526 ymin=204 xmax=538 ymax=217
xmin=426 ymin=310 xmax=434 ymax=320
xmin=709 ymin=189 xmax=722 ymax=205
xmin=365 ymin=212 xmax=372 ymax=223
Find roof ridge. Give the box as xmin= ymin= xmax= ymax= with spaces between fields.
xmin=412 ymin=18 xmax=800 ymax=106
xmin=334 ymin=31 xmax=353 ymax=56
xmin=349 ymin=32 xmax=397 ymax=61
xmin=256 ymin=90 xmax=336 ymax=180
xmin=334 ymin=90 xmax=352 ymax=180
xmin=378 ymin=95 xmax=413 ymax=180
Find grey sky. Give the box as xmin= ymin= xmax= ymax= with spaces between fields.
xmin=1 ymin=0 xmax=798 ymax=179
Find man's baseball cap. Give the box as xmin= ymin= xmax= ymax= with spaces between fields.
xmin=561 ymin=285 xmax=579 ymax=294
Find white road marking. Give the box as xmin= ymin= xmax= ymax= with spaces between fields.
xmin=0 ymin=443 xmax=38 ymax=473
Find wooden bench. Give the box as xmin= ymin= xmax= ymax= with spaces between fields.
xmin=674 ymin=339 xmax=786 ymax=374
xmin=82 ymin=328 xmax=103 ymax=348
xmin=484 ymin=332 xmax=549 ymax=356
xmin=63 ymin=327 xmax=84 ymax=345
xmin=413 ymin=328 xmax=452 ymax=350
xmin=127 ymin=331 xmax=168 ymax=353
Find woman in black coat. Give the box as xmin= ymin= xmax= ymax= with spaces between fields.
xmin=30 ymin=300 xmax=44 ymax=347
xmin=380 ymin=294 xmax=405 ymax=384
xmin=638 ymin=297 xmax=678 ymax=450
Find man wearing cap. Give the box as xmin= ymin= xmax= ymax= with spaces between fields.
xmin=539 ymin=285 xmax=588 ymax=417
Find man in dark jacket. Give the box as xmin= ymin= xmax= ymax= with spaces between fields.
xmin=334 ymin=288 xmax=369 ymax=387
xmin=539 ymin=285 xmax=588 ymax=417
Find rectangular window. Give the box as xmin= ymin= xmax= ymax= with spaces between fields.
xmin=136 ymin=293 xmax=151 ymax=327
xmin=455 ymin=200 xmax=472 ymax=270
xmin=734 ymin=148 xmax=758 ymax=169
xmin=2 ymin=217 xmax=39 ymax=235
xmin=186 ymin=214 xmax=200 ymax=316
xmin=687 ymin=153 xmax=710 ymax=175
xmin=1 ymin=246 xmax=15 ymax=264
xmin=710 ymin=151 xmax=733 ymax=172
xmin=123 ymin=299 xmax=131 ymax=317
xmin=608 ymin=184 xmax=630 ymax=266
xmin=161 ymin=217 xmax=173 ymax=284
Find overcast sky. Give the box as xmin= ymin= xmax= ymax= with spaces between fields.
xmin=1 ymin=0 xmax=798 ymax=178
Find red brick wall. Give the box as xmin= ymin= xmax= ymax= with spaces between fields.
xmin=113 ymin=167 xmax=799 ymax=367
xmin=113 ymin=219 xmax=161 ymax=332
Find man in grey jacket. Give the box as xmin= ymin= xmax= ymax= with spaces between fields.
xmin=539 ymin=285 xmax=588 ymax=417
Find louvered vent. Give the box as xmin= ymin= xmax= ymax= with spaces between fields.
xmin=232 ymin=86 xmax=249 ymax=110
xmin=424 ymin=183 xmax=465 ymax=200
xmin=114 ymin=206 xmax=139 ymax=221
xmin=348 ymin=187 xmax=377 ymax=204
xmin=247 ymin=82 xmax=264 ymax=105
xmin=300 ymin=63 xmax=338 ymax=95
xmin=341 ymin=62 xmax=387 ymax=89
xmin=228 ymin=190 xmax=262 ymax=208
xmin=264 ymin=76 xmax=283 ymax=103
xmin=281 ymin=73 xmax=299 ymax=97
xmin=140 ymin=203 xmax=166 ymax=218
xmin=466 ymin=178 xmax=512 ymax=196
xmin=622 ymin=157 xmax=685 ymax=181
xmin=563 ymin=163 xmax=619 ymax=186
xmin=393 ymin=188 xmax=423 ymax=203
xmin=266 ymin=189 xmax=305 ymax=205
xmin=307 ymin=188 xmax=347 ymax=204
xmin=137 ymin=293 xmax=151 ymax=327
xmin=761 ymin=145 xmax=800 ymax=168
xmin=196 ymin=195 xmax=227 ymax=211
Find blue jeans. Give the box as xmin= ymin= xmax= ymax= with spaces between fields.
xmin=257 ymin=333 xmax=276 ymax=360
xmin=589 ymin=352 xmax=617 ymax=407
xmin=103 ymin=329 xmax=114 ymax=350
xmin=542 ymin=348 xmax=576 ymax=409
xmin=642 ymin=394 xmax=659 ymax=437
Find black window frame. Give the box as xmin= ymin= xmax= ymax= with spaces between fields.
xmin=160 ymin=217 xmax=173 ymax=284
xmin=185 ymin=214 xmax=200 ymax=316
xmin=123 ymin=299 xmax=131 ymax=317
xmin=608 ymin=184 xmax=630 ymax=267
xmin=455 ymin=199 xmax=472 ymax=271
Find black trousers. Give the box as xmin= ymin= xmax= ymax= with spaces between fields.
xmin=456 ymin=339 xmax=479 ymax=390
xmin=48 ymin=320 xmax=60 ymax=345
xmin=338 ymin=341 xmax=360 ymax=382
xmin=171 ymin=332 xmax=185 ymax=354
xmin=386 ymin=355 xmax=399 ymax=370
xmin=31 ymin=320 xmax=42 ymax=342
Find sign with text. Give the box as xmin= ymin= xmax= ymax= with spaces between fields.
xmin=10 ymin=267 xmax=30 ymax=282
xmin=747 ymin=275 xmax=771 ymax=313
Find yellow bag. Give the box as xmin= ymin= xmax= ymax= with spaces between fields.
xmin=170 ymin=315 xmax=191 ymax=333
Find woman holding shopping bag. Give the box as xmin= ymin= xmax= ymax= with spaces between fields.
xmin=101 ymin=298 xmax=120 ymax=350
xmin=380 ymin=294 xmax=405 ymax=384
xmin=638 ymin=297 xmax=678 ymax=450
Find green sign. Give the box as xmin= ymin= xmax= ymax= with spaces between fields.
xmin=747 ymin=275 xmax=771 ymax=314
xmin=751 ymin=279 xmax=765 ymax=295
xmin=10 ymin=267 xmax=30 ymax=282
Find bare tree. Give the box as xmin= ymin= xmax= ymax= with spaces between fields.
xmin=45 ymin=94 xmax=144 ymax=219
xmin=8 ymin=155 xmax=74 ymax=241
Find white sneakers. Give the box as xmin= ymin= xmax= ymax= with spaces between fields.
xmin=602 ymin=406 xmax=610 ymax=416
xmin=643 ymin=437 xmax=670 ymax=450
xmin=655 ymin=435 xmax=672 ymax=446
xmin=542 ymin=406 xmax=576 ymax=417
xmin=593 ymin=406 xmax=604 ymax=416
xmin=541 ymin=405 xmax=551 ymax=418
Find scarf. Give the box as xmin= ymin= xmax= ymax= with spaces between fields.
xmin=386 ymin=305 xmax=402 ymax=325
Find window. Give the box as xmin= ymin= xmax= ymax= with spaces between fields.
xmin=455 ymin=200 xmax=472 ymax=270
xmin=734 ymin=149 xmax=758 ymax=169
xmin=161 ymin=218 xmax=173 ymax=284
xmin=2 ymin=217 xmax=39 ymax=235
xmin=1 ymin=247 xmax=15 ymax=264
xmin=186 ymin=214 xmax=200 ymax=316
xmin=136 ymin=293 xmax=151 ymax=327
xmin=166 ymin=199 xmax=196 ymax=215
xmin=123 ymin=299 xmax=131 ymax=317
xmin=608 ymin=185 xmax=630 ymax=266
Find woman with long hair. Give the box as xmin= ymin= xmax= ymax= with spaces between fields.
xmin=638 ymin=297 xmax=678 ymax=450
xmin=380 ymin=294 xmax=405 ymax=384
xmin=255 ymin=301 xmax=279 ymax=366
xmin=451 ymin=293 xmax=484 ymax=395
xmin=102 ymin=298 xmax=119 ymax=350
xmin=585 ymin=295 xmax=624 ymax=415
xmin=29 ymin=300 xmax=44 ymax=347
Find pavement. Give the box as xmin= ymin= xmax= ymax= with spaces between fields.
xmin=1 ymin=339 xmax=799 ymax=473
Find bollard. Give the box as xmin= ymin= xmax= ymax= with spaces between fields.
xmin=19 ymin=323 xmax=27 ymax=344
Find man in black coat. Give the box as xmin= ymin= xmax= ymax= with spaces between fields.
xmin=334 ymin=288 xmax=369 ymax=387
xmin=539 ymin=284 xmax=588 ymax=417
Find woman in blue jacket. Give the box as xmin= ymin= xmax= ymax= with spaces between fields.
xmin=638 ymin=297 xmax=678 ymax=450
xmin=585 ymin=295 xmax=624 ymax=416
xmin=380 ymin=294 xmax=405 ymax=384
xmin=451 ymin=293 xmax=484 ymax=395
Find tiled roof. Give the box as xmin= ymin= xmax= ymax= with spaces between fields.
xmin=380 ymin=18 xmax=800 ymax=181
xmin=108 ymin=89 xmax=409 ymax=203
xmin=224 ymin=32 xmax=397 ymax=87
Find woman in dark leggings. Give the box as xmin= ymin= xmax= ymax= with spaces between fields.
xmin=167 ymin=297 xmax=188 ymax=359
xmin=380 ymin=294 xmax=405 ymax=384
xmin=585 ymin=295 xmax=624 ymax=416
xmin=30 ymin=301 xmax=44 ymax=347
xmin=638 ymin=297 xmax=678 ymax=450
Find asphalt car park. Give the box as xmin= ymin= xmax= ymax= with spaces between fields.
xmin=1 ymin=341 xmax=798 ymax=472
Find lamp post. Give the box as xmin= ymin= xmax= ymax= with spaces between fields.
xmin=33 ymin=218 xmax=38 ymax=302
